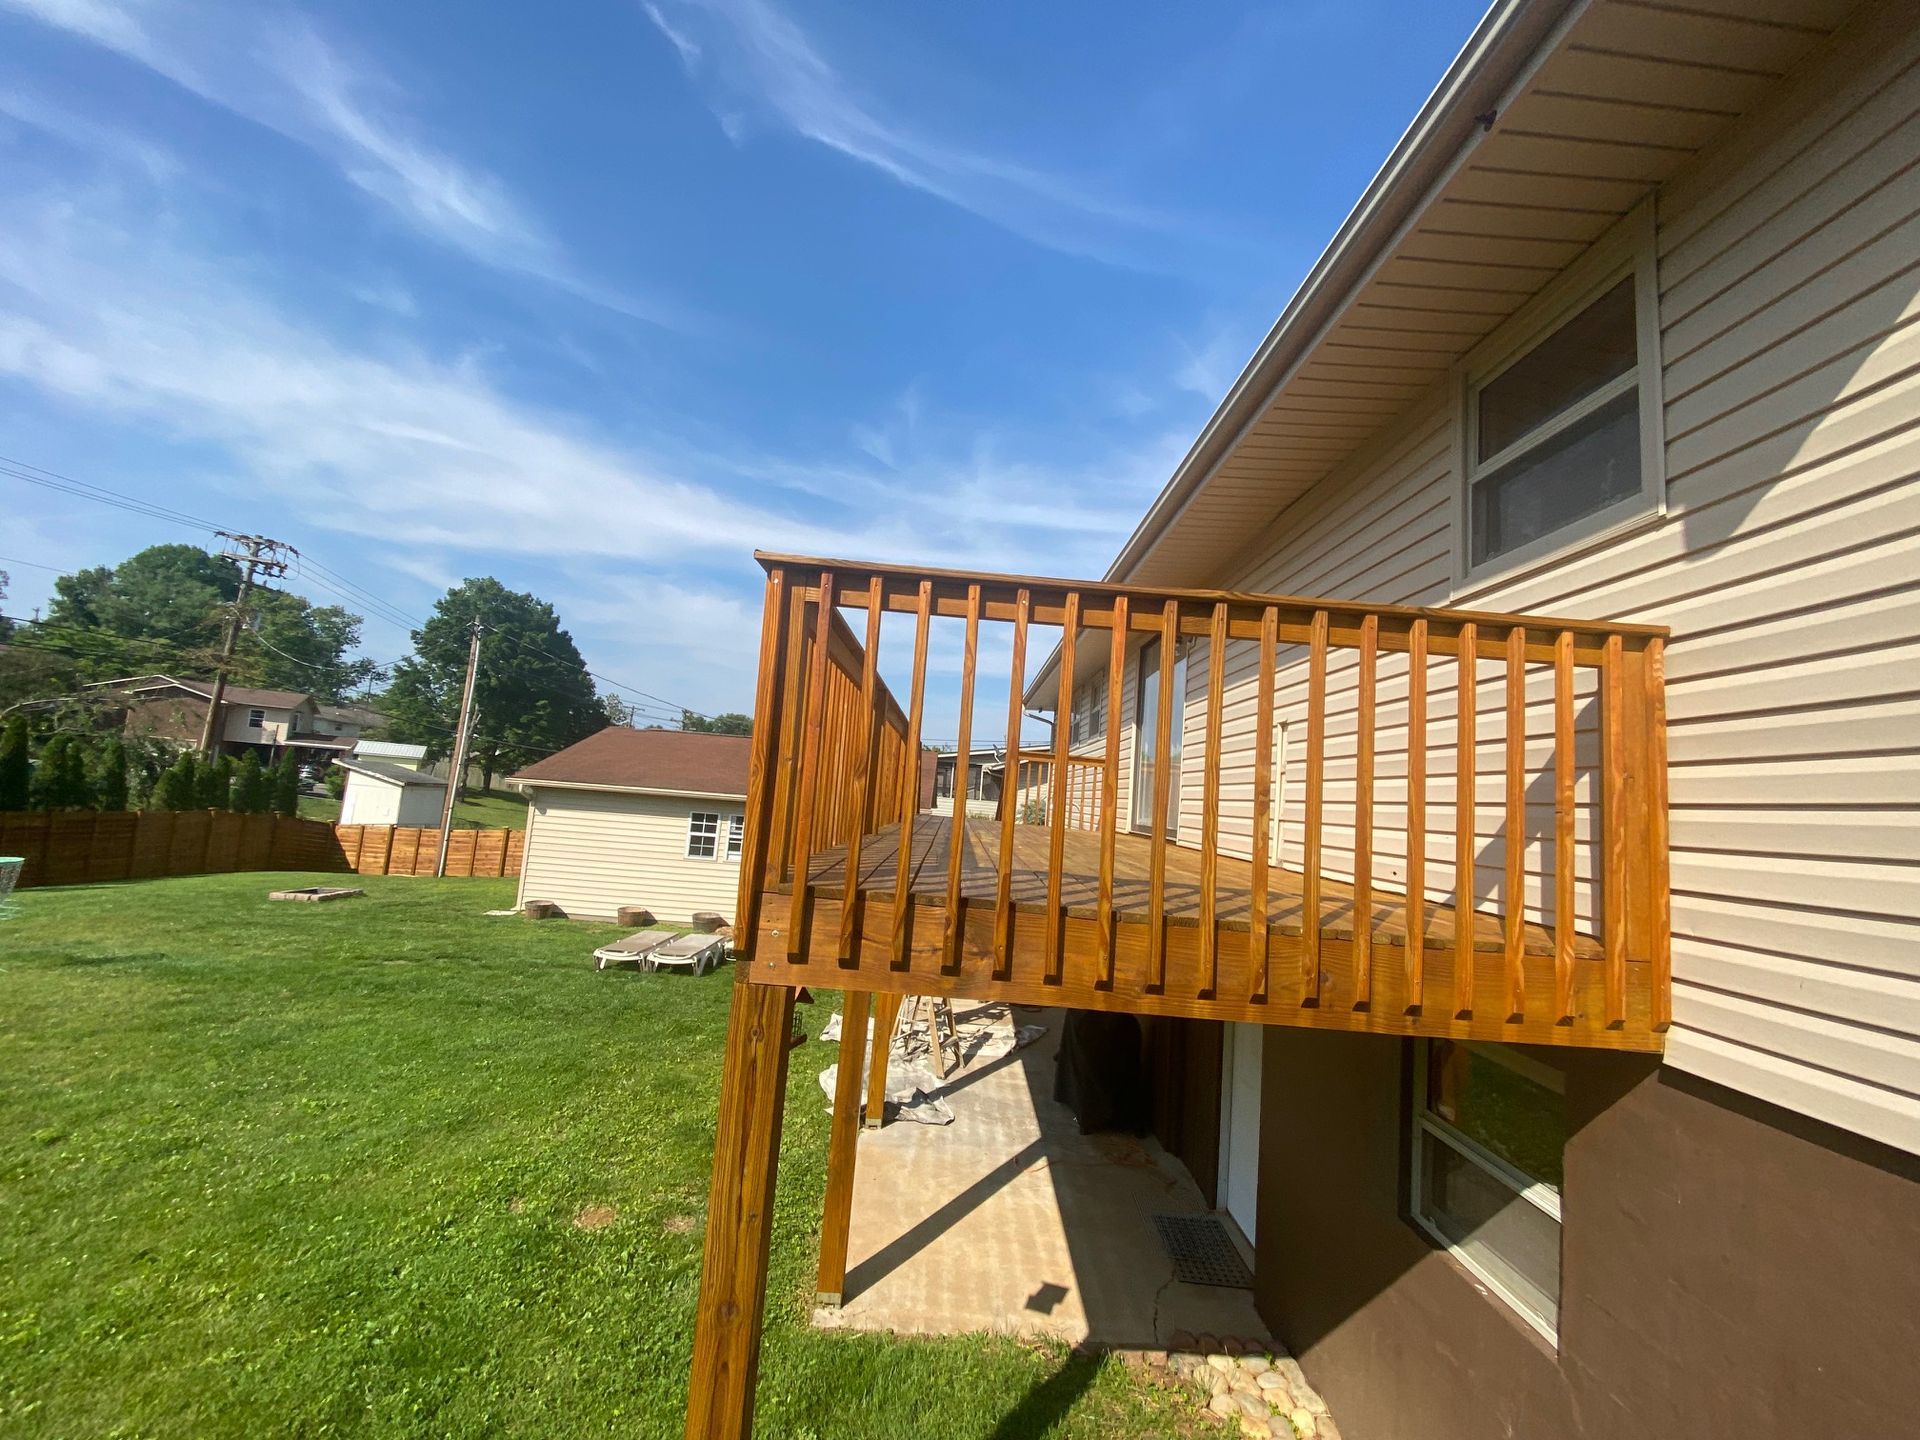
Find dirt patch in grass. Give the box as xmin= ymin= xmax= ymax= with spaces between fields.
xmin=573 ymin=1203 xmax=618 ymax=1231
xmin=663 ymin=1213 xmax=698 ymax=1235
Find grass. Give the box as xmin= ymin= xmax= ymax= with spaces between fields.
xmin=0 ymin=873 xmax=1199 ymax=1439
xmin=298 ymin=789 xmax=530 ymax=829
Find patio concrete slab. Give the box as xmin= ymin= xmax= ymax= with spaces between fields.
xmin=811 ymin=1000 xmax=1270 ymax=1348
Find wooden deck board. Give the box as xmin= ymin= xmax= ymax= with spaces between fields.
xmin=793 ymin=815 xmax=1599 ymax=960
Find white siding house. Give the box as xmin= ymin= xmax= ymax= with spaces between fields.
xmin=508 ymin=729 xmax=751 ymax=924
xmin=1050 ymin=0 xmax=1920 ymax=1155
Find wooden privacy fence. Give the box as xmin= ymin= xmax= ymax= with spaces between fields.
xmin=334 ymin=824 xmax=524 ymax=877
xmin=0 ymin=810 xmax=523 ymax=888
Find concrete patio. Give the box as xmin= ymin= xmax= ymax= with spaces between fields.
xmin=811 ymin=999 xmax=1270 ymax=1348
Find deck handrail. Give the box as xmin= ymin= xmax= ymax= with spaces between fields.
xmin=736 ymin=554 xmax=1671 ymax=1041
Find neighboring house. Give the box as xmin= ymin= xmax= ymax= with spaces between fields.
xmin=1016 ymin=1 xmax=1919 ymax=1434
xmin=930 ymin=746 xmax=1004 ymax=816
xmin=87 ymin=674 xmax=384 ymax=764
xmin=691 ymin=2 xmax=1920 ymax=1437
xmin=335 ymin=756 xmax=446 ymax=827
xmin=507 ymin=728 xmax=753 ymax=923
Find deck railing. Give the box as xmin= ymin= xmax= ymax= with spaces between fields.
xmin=736 ymin=552 xmax=1671 ymax=1048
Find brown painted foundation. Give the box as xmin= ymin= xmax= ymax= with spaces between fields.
xmin=1251 ymin=1027 xmax=1920 ymax=1440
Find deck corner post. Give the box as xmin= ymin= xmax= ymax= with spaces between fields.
xmin=865 ymin=992 xmax=902 ymax=1129
xmin=684 ymin=980 xmax=799 ymax=1440
xmin=816 ymin=990 xmax=873 ymax=1307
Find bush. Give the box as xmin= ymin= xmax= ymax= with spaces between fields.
xmin=232 ymin=753 xmax=268 ymax=814
xmin=270 ymin=753 xmax=299 ymax=818
xmin=92 ymin=737 xmax=129 ymax=812
xmin=324 ymin=766 xmax=347 ymax=801
xmin=0 ymin=716 xmax=27 ymax=811
xmin=29 ymin=735 xmax=93 ymax=810
xmin=152 ymin=752 xmax=198 ymax=812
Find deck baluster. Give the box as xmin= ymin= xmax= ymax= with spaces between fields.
xmin=1147 ymin=598 xmax=1178 ymax=992
xmin=787 ymin=570 xmax=836 ymax=962
xmin=1249 ymin=605 xmax=1277 ymax=1001
xmin=892 ymin=581 xmax=932 ymax=969
xmin=1046 ymin=592 xmax=1080 ymax=984
xmin=1354 ymin=613 xmax=1377 ymax=1009
xmin=1602 ymin=632 xmax=1628 ymax=1026
xmin=1098 ymin=595 xmax=1128 ymax=984
xmin=1553 ymin=629 xmax=1576 ymax=1022
xmin=1504 ymin=625 xmax=1528 ymax=1019
xmin=1199 ymin=602 xmax=1227 ymax=996
xmin=1453 ymin=621 xmax=1478 ymax=1016
xmin=1405 ymin=617 xmax=1428 ymax=1011
xmin=837 ymin=576 xmax=886 ymax=962
xmin=1302 ymin=609 xmax=1328 ymax=1004
xmin=993 ymin=588 xmax=1030 ymax=980
xmin=942 ymin=584 xmax=981 ymax=974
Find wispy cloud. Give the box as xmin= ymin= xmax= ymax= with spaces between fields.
xmin=0 ymin=0 xmax=689 ymax=327
xmin=639 ymin=0 xmax=1185 ymax=265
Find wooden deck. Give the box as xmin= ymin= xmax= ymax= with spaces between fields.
xmin=791 ymin=815 xmax=1599 ymax=960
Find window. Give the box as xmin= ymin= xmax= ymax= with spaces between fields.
xmin=1410 ymin=1040 xmax=1565 ymax=1341
xmin=246 ymin=708 xmax=265 ymax=730
xmin=726 ymin=813 xmax=744 ymax=860
xmin=1459 ymin=210 xmax=1662 ymax=582
xmin=1132 ymin=637 xmax=1185 ymax=834
xmin=686 ymin=811 xmax=720 ymax=859
xmin=1068 ymin=680 xmax=1106 ymax=748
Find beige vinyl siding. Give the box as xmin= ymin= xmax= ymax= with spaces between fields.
xmin=1087 ymin=0 xmax=1920 ymax=1152
xmin=514 ymin=788 xmax=745 ymax=924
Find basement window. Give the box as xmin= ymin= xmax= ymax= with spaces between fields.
xmin=1410 ymin=1040 xmax=1565 ymax=1343
xmin=1458 ymin=209 xmax=1663 ymax=584
xmin=686 ymin=811 xmax=720 ymax=860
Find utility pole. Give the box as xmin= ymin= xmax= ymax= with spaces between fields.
xmin=435 ymin=619 xmax=484 ymax=877
xmin=198 ymin=533 xmax=292 ymax=756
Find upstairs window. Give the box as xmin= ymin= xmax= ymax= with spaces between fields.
xmin=686 ymin=811 xmax=720 ymax=859
xmin=1460 ymin=213 xmax=1662 ymax=581
xmin=246 ymin=708 xmax=265 ymax=730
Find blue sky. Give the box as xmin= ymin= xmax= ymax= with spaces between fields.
xmin=0 ymin=0 xmax=1485 ymax=734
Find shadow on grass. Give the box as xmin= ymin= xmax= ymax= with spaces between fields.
xmin=984 ymin=1350 xmax=1104 ymax=1439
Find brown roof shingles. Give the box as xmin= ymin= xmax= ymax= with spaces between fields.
xmin=509 ymin=727 xmax=751 ymax=798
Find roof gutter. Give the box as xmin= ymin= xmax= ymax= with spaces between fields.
xmin=1102 ymin=0 xmax=1576 ymax=584
xmin=506 ymin=777 xmax=749 ymax=803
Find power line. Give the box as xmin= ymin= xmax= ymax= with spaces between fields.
xmin=0 ymin=553 xmax=72 ymax=575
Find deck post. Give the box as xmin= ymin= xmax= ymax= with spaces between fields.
xmin=685 ymin=980 xmax=798 ymax=1440
xmin=815 ymin=990 xmax=872 ymax=1306
xmin=865 ymin=991 xmax=902 ymax=1129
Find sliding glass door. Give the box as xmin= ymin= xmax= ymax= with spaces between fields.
xmin=1131 ymin=637 xmax=1185 ymax=835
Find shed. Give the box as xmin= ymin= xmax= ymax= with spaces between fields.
xmin=507 ymin=728 xmax=755 ymax=924
xmin=336 ymin=756 xmax=447 ymax=827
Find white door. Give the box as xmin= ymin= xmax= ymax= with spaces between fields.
xmin=1218 ymin=1022 xmax=1264 ymax=1244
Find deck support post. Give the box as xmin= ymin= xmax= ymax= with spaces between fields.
xmin=815 ymin=990 xmax=872 ymax=1306
xmin=684 ymin=981 xmax=798 ymax=1440
xmin=864 ymin=991 xmax=901 ymax=1130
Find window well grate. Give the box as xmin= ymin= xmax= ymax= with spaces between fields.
xmin=1152 ymin=1213 xmax=1254 ymax=1289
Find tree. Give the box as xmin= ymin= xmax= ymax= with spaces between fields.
xmin=383 ymin=579 xmax=605 ymax=790
xmin=681 ymin=709 xmax=751 ymax=735
xmin=247 ymin=591 xmax=380 ymax=698
xmin=0 ymin=716 xmax=29 ymax=810
xmin=0 ymin=567 xmax=10 ymax=643
xmin=46 ymin=544 xmax=373 ymax=699
xmin=232 ymin=753 xmax=268 ymax=814
xmin=270 ymin=752 xmax=300 ymax=817
xmin=194 ymin=750 xmax=229 ymax=810
xmin=206 ymin=754 xmax=234 ymax=811
xmin=93 ymin=737 xmax=130 ymax=812
xmin=29 ymin=735 xmax=92 ymax=810
xmin=152 ymin=752 xmax=198 ymax=811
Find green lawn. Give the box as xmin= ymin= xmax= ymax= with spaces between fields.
xmin=0 ymin=873 xmax=1195 ymax=1439
xmin=298 ymin=789 xmax=530 ymax=829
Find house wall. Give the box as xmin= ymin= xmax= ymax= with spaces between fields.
xmin=1087 ymin=0 xmax=1920 ymax=1153
xmin=1254 ymin=1025 xmax=1920 ymax=1440
xmin=514 ymin=787 xmax=746 ymax=923
xmin=220 ymin=705 xmax=306 ymax=746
